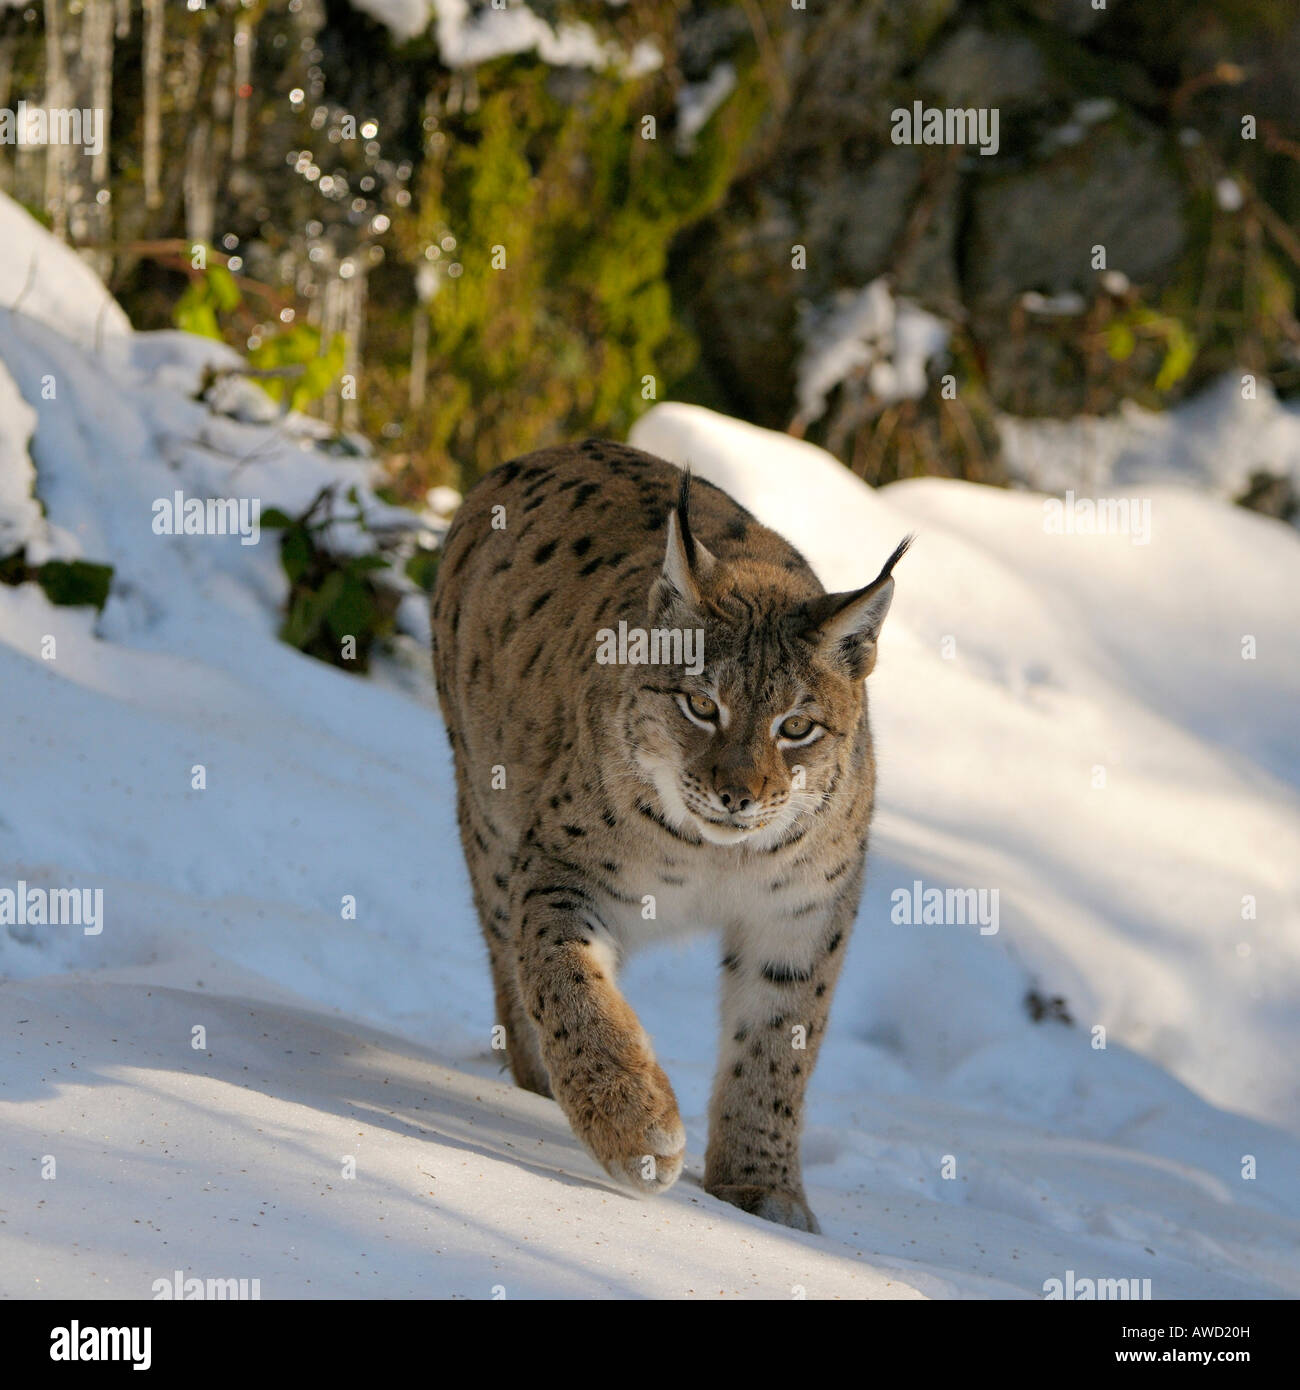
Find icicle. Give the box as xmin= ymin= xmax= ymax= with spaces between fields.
xmin=0 ymin=34 xmax=14 ymax=191
xmin=0 ymin=32 xmax=13 ymax=111
xmin=82 ymin=0 xmax=116 ymax=280
xmin=231 ymin=15 xmax=254 ymax=164
xmin=317 ymin=264 xmax=341 ymax=428
xmin=408 ymin=308 xmax=430 ymax=412
xmin=7 ymin=28 xmax=42 ymax=215
xmin=44 ymin=0 xmax=70 ymax=238
xmin=409 ymin=264 xmax=438 ymax=412
xmin=206 ymin=31 xmax=232 ymax=248
xmin=341 ymin=263 xmax=366 ymax=432
xmin=184 ymin=119 xmax=215 ymax=249
xmin=143 ymin=0 xmax=163 ymax=208
xmin=115 ymin=0 xmax=131 ymax=41
xmin=87 ymin=0 xmax=114 ymax=193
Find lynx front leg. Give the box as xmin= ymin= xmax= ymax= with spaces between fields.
xmin=513 ymin=857 xmax=685 ymax=1195
xmin=705 ymin=895 xmax=857 ymax=1233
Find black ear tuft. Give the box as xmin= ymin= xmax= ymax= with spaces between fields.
xmin=676 ymin=466 xmax=697 ymax=569
xmin=875 ymin=533 xmax=914 ymax=585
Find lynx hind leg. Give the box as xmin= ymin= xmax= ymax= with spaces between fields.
xmin=514 ymin=858 xmax=685 ymax=1194
xmin=457 ymin=792 xmax=551 ymax=1096
xmin=488 ymin=936 xmax=552 ymax=1097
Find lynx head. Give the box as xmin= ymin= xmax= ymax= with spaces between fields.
xmin=629 ymin=470 xmax=910 ymax=848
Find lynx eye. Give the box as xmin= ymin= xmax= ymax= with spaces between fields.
xmin=685 ymin=692 xmax=719 ymax=721
xmin=778 ymin=714 xmax=815 ymax=740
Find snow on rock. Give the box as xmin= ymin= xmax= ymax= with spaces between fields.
xmin=349 ymin=0 xmax=435 ymax=42
xmin=793 ymin=279 xmax=949 ymax=432
xmin=349 ymin=0 xmax=662 ymax=75
xmin=676 ymin=62 xmax=736 ymax=152
xmin=3 ymin=196 xmax=1300 ymax=1298
xmin=0 ymin=192 xmax=436 ymax=657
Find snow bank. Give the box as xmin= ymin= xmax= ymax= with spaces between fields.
xmin=0 ymin=193 xmax=130 ymax=345
xmin=0 ymin=360 xmax=42 ymax=559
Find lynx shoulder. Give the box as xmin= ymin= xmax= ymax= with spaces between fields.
xmin=431 ymin=438 xmax=908 ymax=1231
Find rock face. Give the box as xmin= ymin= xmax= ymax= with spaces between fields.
xmin=967 ymin=123 xmax=1187 ymax=311
xmin=672 ymin=2 xmax=1300 ymax=483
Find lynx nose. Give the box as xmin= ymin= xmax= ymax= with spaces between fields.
xmin=718 ymin=786 xmax=756 ymax=813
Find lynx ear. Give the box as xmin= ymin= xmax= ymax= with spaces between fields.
xmin=656 ymin=468 xmax=715 ymax=610
xmin=805 ymin=535 xmax=912 ymax=679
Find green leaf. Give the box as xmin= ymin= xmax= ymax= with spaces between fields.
xmin=36 ymin=560 xmax=114 ymax=610
xmin=405 ymin=548 xmax=441 ymax=593
xmin=280 ymin=526 xmax=314 ymax=584
xmin=1105 ymin=322 xmax=1136 ymax=361
xmin=208 ymin=263 xmax=242 ymax=313
xmin=1154 ymin=323 xmax=1196 ymax=392
xmin=175 ymin=288 xmax=222 ymax=341
xmin=282 ymin=569 xmax=345 ymax=648
xmin=324 ymin=573 xmax=376 ymax=641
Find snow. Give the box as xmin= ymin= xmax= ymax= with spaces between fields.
xmin=348 ymin=0 xmax=662 ymax=75
xmin=349 ymin=0 xmax=434 ymax=42
xmin=0 ymin=194 xmax=130 ymax=346
xmin=3 ymin=195 xmax=1300 ymax=1299
xmin=794 ymin=279 xmax=950 ymax=431
xmin=676 ymin=63 xmax=736 ymax=153
xmin=3 ymin=974 xmax=923 ymax=1299
xmin=1216 ymin=177 xmax=1245 ymax=213
xmin=999 ymin=371 xmax=1300 ymax=506
xmin=0 ymin=361 xmax=43 ymax=560
xmin=634 ymin=404 xmax=1300 ymax=1123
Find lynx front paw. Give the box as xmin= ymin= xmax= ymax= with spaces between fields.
xmin=707 ymin=1183 xmax=821 ymax=1234
xmin=566 ymin=1060 xmax=685 ymax=1196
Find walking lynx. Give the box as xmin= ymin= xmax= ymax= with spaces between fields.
xmin=431 ymin=439 xmax=908 ymax=1232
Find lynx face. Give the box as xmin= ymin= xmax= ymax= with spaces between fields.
xmin=630 ymin=609 xmax=866 ymax=847
xmin=626 ymin=493 xmax=908 ymax=848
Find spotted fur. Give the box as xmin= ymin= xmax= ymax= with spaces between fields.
xmin=431 ymin=439 xmax=908 ymax=1231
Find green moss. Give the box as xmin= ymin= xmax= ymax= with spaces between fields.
xmin=403 ymin=57 xmax=767 ymax=485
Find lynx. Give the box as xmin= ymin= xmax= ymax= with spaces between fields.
xmin=431 ymin=439 xmax=908 ymax=1232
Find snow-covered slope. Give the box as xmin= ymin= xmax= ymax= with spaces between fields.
xmin=2 ymin=195 xmax=1299 ymax=1299
xmin=3 ymin=972 xmax=924 ymax=1300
